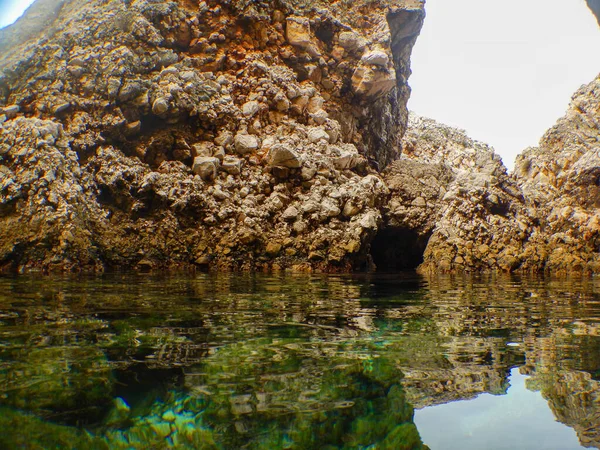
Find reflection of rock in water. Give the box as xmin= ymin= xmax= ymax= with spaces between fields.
xmin=181 ymin=337 xmax=427 ymax=449
xmin=397 ymin=275 xmax=600 ymax=448
xmin=0 ymin=346 xmax=114 ymax=425
xmin=526 ymin=370 xmax=600 ymax=449
xmin=1 ymin=274 xmax=600 ymax=447
xmin=402 ymin=338 xmax=515 ymax=409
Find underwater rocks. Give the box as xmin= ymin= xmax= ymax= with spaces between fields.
xmin=0 ymin=0 xmax=425 ymax=272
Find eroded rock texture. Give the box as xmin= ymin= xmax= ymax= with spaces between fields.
xmin=383 ymin=77 xmax=600 ymax=275
xmin=379 ymin=114 xmax=532 ymax=273
xmin=515 ymin=75 xmax=600 ymax=274
xmin=0 ymin=0 xmax=424 ymax=272
xmin=372 ymin=1 xmax=599 ymax=275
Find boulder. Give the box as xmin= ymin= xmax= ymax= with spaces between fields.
xmin=286 ymin=17 xmax=311 ymax=49
xmin=268 ymin=145 xmax=302 ymax=168
xmin=361 ymin=50 xmax=389 ymax=66
xmin=234 ymin=134 xmax=259 ymax=155
xmin=192 ymin=156 xmax=220 ymax=181
xmin=221 ymin=156 xmax=242 ymax=175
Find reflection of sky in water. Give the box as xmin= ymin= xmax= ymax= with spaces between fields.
xmin=414 ymin=367 xmax=583 ymax=450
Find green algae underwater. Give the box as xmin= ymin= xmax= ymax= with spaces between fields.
xmin=0 ymin=274 xmax=429 ymax=449
xmin=1 ymin=273 xmax=600 ymax=449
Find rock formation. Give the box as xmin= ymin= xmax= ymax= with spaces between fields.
xmin=379 ymin=70 xmax=599 ymax=275
xmin=373 ymin=2 xmax=600 ymax=275
xmin=515 ymin=75 xmax=600 ymax=274
xmin=378 ymin=114 xmax=532 ymax=273
xmin=0 ymin=0 xmax=598 ymax=274
xmin=0 ymin=0 xmax=425 ymax=272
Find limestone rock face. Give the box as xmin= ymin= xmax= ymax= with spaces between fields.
xmin=0 ymin=0 xmax=424 ymax=272
xmin=387 ymin=75 xmax=600 ymax=275
xmin=380 ymin=114 xmax=532 ymax=273
xmin=514 ymin=75 xmax=600 ymax=274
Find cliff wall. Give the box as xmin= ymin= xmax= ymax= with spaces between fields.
xmin=383 ymin=83 xmax=600 ymax=275
xmin=0 ymin=0 xmax=598 ymax=274
xmin=0 ymin=0 xmax=424 ymax=272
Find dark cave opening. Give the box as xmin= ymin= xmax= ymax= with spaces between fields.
xmin=370 ymin=227 xmax=430 ymax=272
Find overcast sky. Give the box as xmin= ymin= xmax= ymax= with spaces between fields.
xmin=409 ymin=0 xmax=600 ymax=169
xmin=2 ymin=0 xmax=599 ymax=169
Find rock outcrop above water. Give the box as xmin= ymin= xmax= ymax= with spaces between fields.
xmin=380 ymin=68 xmax=599 ymax=275
xmin=0 ymin=0 xmax=598 ymax=274
xmin=0 ymin=0 xmax=425 ymax=272
xmin=378 ymin=115 xmax=532 ymax=273
xmin=514 ymin=75 xmax=600 ymax=274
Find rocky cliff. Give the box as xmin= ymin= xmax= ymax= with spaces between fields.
xmin=378 ymin=83 xmax=600 ymax=275
xmin=0 ymin=0 xmax=425 ymax=272
xmin=515 ymin=75 xmax=600 ymax=274
xmin=0 ymin=0 xmax=598 ymax=274
xmin=378 ymin=114 xmax=533 ymax=273
xmin=376 ymin=4 xmax=600 ymax=275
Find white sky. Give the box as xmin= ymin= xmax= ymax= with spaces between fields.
xmin=408 ymin=0 xmax=600 ymax=170
xmin=2 ymin=1 xmax=599 ymax=169
xmin=0 ymin=0 xmax=35 ymax=28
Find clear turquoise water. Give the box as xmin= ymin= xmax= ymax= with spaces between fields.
xmin=0 ymin=274 xmax=599 ymax=449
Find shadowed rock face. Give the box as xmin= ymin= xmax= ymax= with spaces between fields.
xmin=588 ymin=0 xmax=600 ymax=25
xmin=0 ymin=0 xmax=424 ymax=272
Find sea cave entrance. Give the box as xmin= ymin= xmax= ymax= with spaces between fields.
xmin=370 ymin=227 xmax=430 ymax=272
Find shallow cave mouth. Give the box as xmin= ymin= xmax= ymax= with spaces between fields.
xmin=369 ymin=226 xmax=431 ymax=272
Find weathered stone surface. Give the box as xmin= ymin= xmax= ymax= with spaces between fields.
xmin=361 ymin=50 xmax=390 ymax=67
xmin=241 ymin=101 xmax=260 ymax=118
xmin=152 ymin=97 xmax=169 ymax=115
xmin=380 ymin=114 xmax=532 ymax=273
xmin=352 ymin=66 xmax=397 ymax=98
xmin=267 ymin=145 xmax=302 ymax=169
xmin=285 ymin=17 xmax=311 ymax=49
xmin=0 ymin=0 xmax=422 ymax=273
xmin=385 ymin=79 xmax=600 ymax=275
xmin=234 ymin=134 xmax=259 ymax=155
xmin=0 ymin=105 xmax=19 ymax=119
xmin=192 ymin=156 xmax=220 ymax=181
xmin=221 ymin=156 xmax=242 ymax=175
xmin=307 ymin=127 xmax=330 ymax=144
xmin=338 ymin=31 xmax=366 ymax=52
xmin=513 ymin=75 xmax=600 ymax=274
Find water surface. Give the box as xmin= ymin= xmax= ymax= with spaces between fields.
xmin=0 ymin=274 xmax=599 ymax=449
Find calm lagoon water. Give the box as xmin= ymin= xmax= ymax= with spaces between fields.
xmin=0 ymin=273 xmax=599 ymax=449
